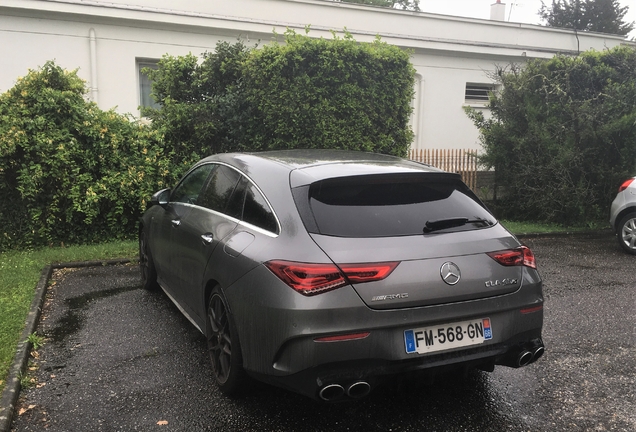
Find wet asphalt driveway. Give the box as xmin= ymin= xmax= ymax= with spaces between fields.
xmin=11 ymin=232 xmax=636 ymax=431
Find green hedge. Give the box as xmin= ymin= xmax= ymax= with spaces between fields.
xmin=0 ymin=62 xmax=171 ymax=250
xmin=241 ymin=31 xmax=415 ymax=155
xmin=467 ymin=46 xmax=636 ymax=225
xmin=145 ymin=31 xmax=415 ymax=159
xmin=1 ymin=32 xmax=415 ymax=250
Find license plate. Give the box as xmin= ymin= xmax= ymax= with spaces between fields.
xmin=404 ymin=318 xmax=493 ymax=354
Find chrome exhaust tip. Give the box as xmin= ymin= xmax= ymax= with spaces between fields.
xmin=531 ymin=345 xmax=545 ymax=362
xmin=346 ymin=381 xmax=371 ymax=399
xmin=319 ymin=384 xmax=345 ymax=401
xmin=517 ymin=350 xmax=533 ymax=367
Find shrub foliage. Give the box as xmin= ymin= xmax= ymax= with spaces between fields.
xmin=466 ymin=46 xmax=636 ymax=225
xmin=1 ymin=33 xmax=415 ymax=249
xmin=0 ymin=62 xmax=169 ymax=250
xmin=144 ymin=31 xmax=415 ymax=159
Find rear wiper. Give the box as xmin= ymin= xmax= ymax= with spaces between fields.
xmin=423 ymin=217 xmax=492 ymax=233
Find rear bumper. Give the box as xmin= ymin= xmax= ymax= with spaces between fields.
xmin=226 ymin=264 xmax=544 ymax=396
xmin=250 ymin=330 xmax=544 ymax=401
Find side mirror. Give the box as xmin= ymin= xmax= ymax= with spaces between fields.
xmin=150 ymin=188 xmax=171 ymax=208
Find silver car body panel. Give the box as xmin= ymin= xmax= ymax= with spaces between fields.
xmin=310 ymin=231 xmax=523 ymax=310
xmin=225 ymin=263 xmax=542 ymax=376
xmin=141 ymin=150 xmax=544 ymax=399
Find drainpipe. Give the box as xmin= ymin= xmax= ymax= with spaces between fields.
xmin=412 ymin=73 xmax=423 ymax=151
xmin=89 ymin=28 xmax=98 ymax=103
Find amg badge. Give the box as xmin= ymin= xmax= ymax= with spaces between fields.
xmin=371 ymin=293 xmax=409 ymax=302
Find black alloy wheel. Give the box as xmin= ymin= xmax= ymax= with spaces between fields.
xmin=139 ymin=229 xmax=158 ymax=290
xmin=206 ymin=287 xmax=246 ymax=395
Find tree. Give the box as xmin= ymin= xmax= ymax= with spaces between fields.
xmin=465 ymin=47 xmax=636 ymax=225
xmin=338 ymin=0 xmax=420 ymax=11
xmin=539 ymin=0 xmax=634 ymax=36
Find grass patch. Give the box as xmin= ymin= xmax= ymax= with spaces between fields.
xmin=500 ymin=220 xmax=597 ymax=235
xmin=0 ymin=240 xmax=137 ymax=392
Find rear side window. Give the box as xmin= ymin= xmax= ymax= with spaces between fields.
xmin=305 ymin=174 xmax=495 ymax=237
xmin=198 ymin=167 xmax=279 ymax=234
xmin=199 ymin=165 xmax=241 ymax=214
xmin=243 ymin=182 xmax=278 ymax=233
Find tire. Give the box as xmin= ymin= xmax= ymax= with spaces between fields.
xmin=206 ymin=286 xmax=247 ymax=395
xmin=139 ymin=228 xmax=159 ymax=290
xmin=617 ymin=212 xmax=636 ymax=255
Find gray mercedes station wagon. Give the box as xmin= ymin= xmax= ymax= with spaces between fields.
xmin=139 ymin=150 xmax=544 ymax=401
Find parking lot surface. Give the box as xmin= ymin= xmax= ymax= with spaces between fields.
xmin=10 ymin=232 xmax=636 ymax=431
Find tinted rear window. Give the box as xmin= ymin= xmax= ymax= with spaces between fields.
xmin=305 ymin=174 xmax=495 ymax=237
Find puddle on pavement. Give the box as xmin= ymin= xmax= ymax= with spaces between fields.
xmin=48 ymin=284 xmax=140 ymax=343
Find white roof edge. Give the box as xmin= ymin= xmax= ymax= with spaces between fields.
xmin=2 ymin=0 xmax=631 ymax=56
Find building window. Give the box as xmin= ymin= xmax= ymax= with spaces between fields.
xmin=138 ymin=60 xmax=160 ymax=111
xmin=465 ymin=83 xmax=495 ymax=105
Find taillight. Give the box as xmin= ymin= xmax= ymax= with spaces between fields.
xmin=487 ymin=246 xmax=536 ymax=269
xmin=338 ymin=262 xmax=399 ymax=283
xmin=265 ymin=261 xmax=346 ymax=295
xmin=619 ymin=178 xmax=635 ymax=192
xmin=265 ymin=260 xmax=399 ymax=296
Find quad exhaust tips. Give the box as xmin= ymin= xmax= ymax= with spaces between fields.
xmin=319 ymin=381 xmax=371 ymax=401
xmin=318 ymin=340 xmax=546 ymax=400
xmin=514 ymin=339 xmax=545 ymax=367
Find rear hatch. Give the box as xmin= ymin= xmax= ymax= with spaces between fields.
xmin=292 ymin=171 xmax=522 ymax=310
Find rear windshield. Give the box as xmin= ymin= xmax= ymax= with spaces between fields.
xmin=301 ymin=174 xmax=495 ymax=238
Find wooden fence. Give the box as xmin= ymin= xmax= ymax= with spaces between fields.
xmin=408 ymin=148 xmax=478 ymax=191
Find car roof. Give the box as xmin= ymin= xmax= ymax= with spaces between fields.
xmin=200 ymin=149 xmax=447 ymax=188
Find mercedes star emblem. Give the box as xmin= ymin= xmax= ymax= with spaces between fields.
xmin=440 ymin=262 xmax=461 ymax=285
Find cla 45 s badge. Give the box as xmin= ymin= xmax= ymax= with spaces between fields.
xmin=485 ymin=278 xmax=518 ymax=288
xmin=371 ymin=293 xmax=409 ymax=302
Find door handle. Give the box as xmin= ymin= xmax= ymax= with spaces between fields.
xmin=171 ymin=219 xmax=181 ymax=228
xmin=201 ymin=233 xmax=214 ymax=245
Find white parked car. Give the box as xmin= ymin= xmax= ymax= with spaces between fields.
xmin=610 ymin=177 xmax=636 ymax=254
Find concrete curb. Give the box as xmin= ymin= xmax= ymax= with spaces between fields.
xmin=0 ymin=259 xmax=133 ymax=432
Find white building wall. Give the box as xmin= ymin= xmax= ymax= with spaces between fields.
xmin=0 ymin=11 xmax=234 ymax=114
xmin=1 ymin=0 xmax=632 ymax=151
xmin=413 ymin=53 xmax=505 ymax=150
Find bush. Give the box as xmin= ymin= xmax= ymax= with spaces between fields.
xmin=466 ymin=46 xmax=636 ymax=225
xmin=142 ymin=41 xmax=253 ymax=162
xmin=0 ymin=62 xmax=169 ymax=250
xmin=145 ymin=31 xmax=415 ymax=158
xmin=241 ymin=31 xmax=415 ymax=155
xmin=1 ymin=33 xmax=415 ymax=249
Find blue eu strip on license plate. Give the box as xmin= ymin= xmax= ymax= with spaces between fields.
xmin=404 ymin=318 xmax=492 ymax=355
xmin=404 ymin=330 xmax=416 ymax=353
